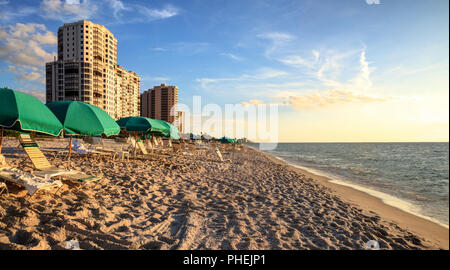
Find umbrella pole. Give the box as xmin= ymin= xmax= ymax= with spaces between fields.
xmin=134 ymin=133 xmax=137 ymax=157
xmin=68 ymin=135 xmax=73 ymax=168
xmin=0 ymin=127 xmax=4 ymax=153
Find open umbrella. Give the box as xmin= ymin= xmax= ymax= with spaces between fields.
xmin=117 ymin=116 xmax=170 ymax=137
xmin=117 ymin=116 xmax=171 ymax=156
xmin=0 ymin=88 xmax=64 ymax=152
xmin=159 ymin=121 xmax=180 ymax=140
xmin=219 ymin=137 xmax=236 ymax=143
xmin=46 ymin=101 xmax=120 ymax=164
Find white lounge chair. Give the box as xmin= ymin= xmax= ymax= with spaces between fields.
xmin=0 ymin=154 xmax=63 ymax=197
xmin=18 ymin=134 xmax=100 ymax=185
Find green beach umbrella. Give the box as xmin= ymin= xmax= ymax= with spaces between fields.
xmin=0 ymin=88 xmax=64 ymax=152
xmin=219 ymin=137 xmax=235 ymax=143
xmin=117 ymin=116 xmax=169 ymax=137
xmin=46 ymin=101 xmax=120 ymax=137
xmin=0 ymin=88 xmax=64 ymax=136
xmin=159 ymin=121 xmax=180 ymax=140
xmin=46 ymin=101 xmax=120 ymax=165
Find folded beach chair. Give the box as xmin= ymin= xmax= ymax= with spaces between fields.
xmin=0 ymin=181 xmax=7 ymax=196
xmin=215 ymin=148 xmax=231 ymax=163
xmin=18 ymin=134 xmax=100 ymax=185
xmin=136 ymin=139 xmax=149 ymax=155
xmin=0 ymin=154 xmax=62 ymax=197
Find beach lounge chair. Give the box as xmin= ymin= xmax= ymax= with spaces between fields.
xmin=18 ymin=134 xmax=100 ymax=185
xmin=71 ymin=139 xmax=114 ymax=158
xmin=0 ymin=154 xmax=63 ymax=197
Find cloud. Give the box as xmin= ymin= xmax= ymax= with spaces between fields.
xmin=257 ymin=32 xmax=295 ymax=57
xmin=351 ymin=51 xmax=374 ymax=91
xmin=195 ymin=68 xmax=289 ymax=89
xmin=136 ymin=4 xmax=179 ymax=21
xmin=0 ymin=6 xmax=37 ymax=22
xmin=150 ymin=47 xmax=167 ymax=52
xmin=107 ymin=0 xmax=131 ymax=19
xmin=0 ymin=23 xmax=56 ymax=87
xmin=39 ymin=0 xmax=99 ymax=21
xmin=241 ymin=99 xmax=265 ymax=107
xmin=288 ymin=89 xmax=390 ymax=110
xmin=365 ymin=0 xmax=381 ymax=5
xmin=221 ymin=53 xmax=244 ymax=61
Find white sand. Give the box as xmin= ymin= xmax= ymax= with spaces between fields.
xmin=0 ymin=138 xmax=447 ymax=250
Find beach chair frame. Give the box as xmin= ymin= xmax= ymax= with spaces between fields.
xmin=17 ymin=134 xmax=101 ymax=186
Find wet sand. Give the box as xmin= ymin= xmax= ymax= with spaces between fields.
xmin=0 ymin=138 xmax=448 ymax=250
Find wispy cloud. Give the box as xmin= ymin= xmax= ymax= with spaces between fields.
xmin=241 ymin=99 xmax=265 ymax=107
xmin=0 ymin=5 xmax=37 ymax=22
xmin=136 ymin=4 xmax=179 ymax=21
xmin=288 ymin=89 xmax=390 ymax=110
xmin=365 ymin=0 xmax=381 ymax=5
xmin=39 ymin=0 xmax=98 ymax=21
xmin=152 ymin=42 xmax=209 ymax=55
xmin=257 ymin=32 xmax=295 ymax=58
xmin=221 ymin=53 xmax=244 ymax=61
xmin=107 ymin=0 xmax=131 ymax=20
xmin=196 ymin=68 xmax=289 ymax=89
xmin=150 ymin=47 xmax=168 ymax=52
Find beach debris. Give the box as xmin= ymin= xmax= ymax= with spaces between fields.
xmin=365 ymin=240 xmax=380 ymax=250
xmin=65 ymin=239 xmax=82 ymax=250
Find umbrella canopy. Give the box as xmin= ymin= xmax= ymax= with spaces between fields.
xmin=116 ymin=116 xmax=169 ymax=137
xmin=46 ymin=101 xmax=120 ymax=136
xmin=219 ymin=137 xmax=236 ymax=143
xmin=0 ymin=88 xmax=63 ymax=136
xmin=159 ymin=120 xmax=180 ymax=140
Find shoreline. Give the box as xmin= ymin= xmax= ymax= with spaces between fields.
xmin=270 ymin=154 xmax=449 ymax=230
xmin=252 ymin=146 xmax=449 ymax=249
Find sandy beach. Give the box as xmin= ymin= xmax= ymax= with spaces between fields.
xmin=0 ymin=138 xmax=448 ymax=250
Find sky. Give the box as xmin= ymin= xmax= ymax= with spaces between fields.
xmin=0 ymin=0 xmax=448 ymax=142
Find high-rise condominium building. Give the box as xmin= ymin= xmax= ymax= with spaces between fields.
xmin=141 ymin=84 xmax=183 ymax=131
xmin=45 ymin=20 xmax=140 ymax=119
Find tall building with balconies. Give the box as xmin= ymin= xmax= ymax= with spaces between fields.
xmin=45 ymin=20 xmax=140 ymax=119
xmin=141 ymin=84 xmax=182 ymax=130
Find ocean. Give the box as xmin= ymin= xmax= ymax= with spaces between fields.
xmin=246 ymin=142 xmax=449 ymax=228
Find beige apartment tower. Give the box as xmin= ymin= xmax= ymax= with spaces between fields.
xmin=141 ymin=84 xmax=183 ymax=132
xmin=45 ymin=20 xmax=140 ymax=119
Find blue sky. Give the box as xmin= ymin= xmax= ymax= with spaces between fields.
xmin=0 ymin=0 xmax=448 ymax=141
